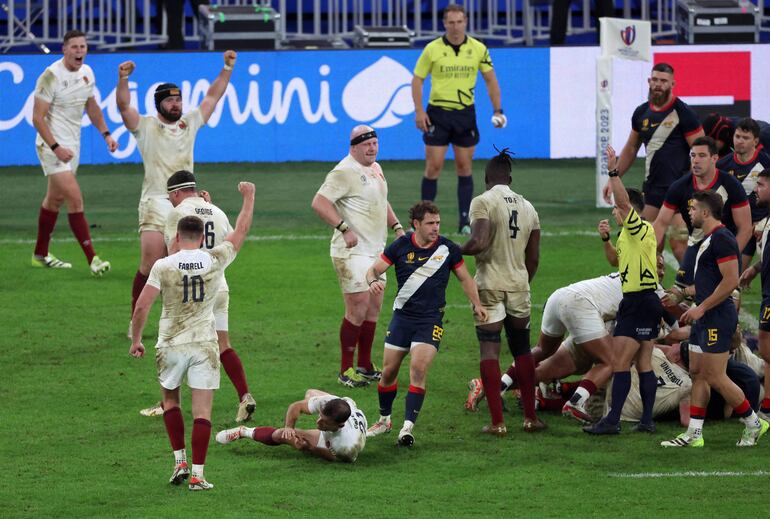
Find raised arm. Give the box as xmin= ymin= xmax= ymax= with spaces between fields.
xmin=85 ymin=97 xmax=117 ymax=152
xmin=198 ymin=50 xmax=237 ymax=124
xmin=598 ymin=219 xmax=618 ymax=266
xmin=606 ymin=144 xmax=631 ymax=219
xmin=603 ymin=130 xmax=642 ymax=203
xmin=223 ymin=181 xmax=255 ymax=252
xmin=116 ymin=61 xmax=140 ymax=131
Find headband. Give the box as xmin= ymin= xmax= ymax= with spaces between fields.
xmin=350 ymin=130 xmax=377 ymax=146
xmin=154 ymin=83 xmax=181 ymax=111
xmin=167 ymin=180 xmax=196 ymax=193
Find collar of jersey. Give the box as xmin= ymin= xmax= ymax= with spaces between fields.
xmin=411 ymin=232 xmax=439 ymax=250
xmin=442 ymin=35 xmax=468 ymax=52
xmin=704 ymin=223 xmax=725 ymax=237
xmin=733 ymin=146 xmax=761 ymax=166
xmin=648 ymin=95 xmax=676 ymax=113
xmin=692 ymin=170 xmax=719 ymax=191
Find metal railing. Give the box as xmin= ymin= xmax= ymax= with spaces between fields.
xmin=1 ymin=0 xmax=166 ymax=53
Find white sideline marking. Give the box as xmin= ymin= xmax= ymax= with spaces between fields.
xmin=609 ymin=470 xmax=770 ymax=479
xmin=661 ymin=251 xmax=759 ymax=330
xmin=0 ymin=229 xmax=598 ymax=245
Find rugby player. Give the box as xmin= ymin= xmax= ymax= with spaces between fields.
xmin=365 ymin=202 xmax=487 ymax=447
xmin=31 ymin=30 xmax=115 ymax=275
xmin=216 ymin=389 xmax=367 ymax=463
xmin=129 ymin=181 xmax=255 ymax=490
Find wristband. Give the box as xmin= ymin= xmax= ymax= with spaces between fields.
xmin=392 ymin=222 xmax=403 ymax=232
xmin=223 ymin=64 xmax=233 ymax=71
xmin=608 ymin=169 xmax=619 ymax=177
xmin=50 ymin=142 xmax=60 ymax=151
xmin=367 ymin=278 xmax=379 ymax=286
xmin=494 ymin=109 xmax=504 ymax=114
xmin=601 ymin=235 xmax=610 ymax=242
xmin=102 ymin=130 xmax=111 ymax=137
xmin=335 ymin=220 xmax=349 ymax=233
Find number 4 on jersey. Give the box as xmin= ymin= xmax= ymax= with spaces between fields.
xmin=509 ymin=210 xmax=519 ymax=239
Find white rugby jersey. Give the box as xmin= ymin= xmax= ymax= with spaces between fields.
xmin=469 ymin=184 xmax=539 ymax=292
xmin=316 ymin=154 xmax=389 ymax=258
xmin=34 ymin=58 xmax=96 ymax=147
xmin=563 ymin=273 xmax=623 ymax=322
xmin=147 ymin=242 xmax=236 ymax=348
xmin=132 ymin=109 xmax=204 ymax=200
xmin=308 ymin=395 xmax=367 ymax=462
xmin=165 ymin=197 xmax=234 ymax=291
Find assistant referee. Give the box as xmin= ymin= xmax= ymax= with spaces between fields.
xmin=411 ymin=4 xmax=505 ymax=234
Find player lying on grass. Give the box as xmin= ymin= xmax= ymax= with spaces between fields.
xmin=216 ymin=389 xmax=368 ymax=463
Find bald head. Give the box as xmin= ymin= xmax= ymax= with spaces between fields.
xmin=349 ymin=125 xmax=379 ymax=167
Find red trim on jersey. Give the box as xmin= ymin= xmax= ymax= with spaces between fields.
xmin=693 ymin=171 xmax=719 ymax=191
xmin=411 ymin=232 xmax=439 ymax=249
xmin=452 ymin=258 xmax=465 ymax=270
xmin=705 ymin=224 xmax=726 ymax=237
xmin=662 ymin=201 xmax=678 ymax=211
xmin=649 ymin=95 xmax=676 ymax=113
xmin=734 ymin=147 xmax=761 ymax=166
xmin=380 ymin=253 xmax=393 ymax=265
xmin=731 ymin=200 xmax=749 ymax=209
xmin=684 ymin=125 xmax=703 ymax=138
xmin=717 ymin=255 xmax=738 ymax=264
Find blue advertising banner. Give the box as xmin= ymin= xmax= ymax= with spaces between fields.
xmin=0 ymin=47 xmax=549 ymax=166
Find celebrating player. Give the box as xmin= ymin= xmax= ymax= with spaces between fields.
xmin=412 ymin=4 xmax=505 ymax=233
xmin=585 ymin=145 xmax=668 ymax=435
xmin=661 ymin=191 xmax=768 ymax=447
xmin=460 ymin=148 xmax=544 ymax=435
xmin=602 ymin=63 xmax=704 ymax=261
xmin=216 ymin=389 xmax=367 ymax=463
xmin=139 ymin=171 xmax=257 ymax=422
xmin=31 ymin=30 xmax=116 ymax=275
xmin=129 ymin=181 xmax=255 ymax=490
xmin=365 ymin=202 xmax=487 ymax=447
xmin=311 ymin=126 xmax=404 ymax=388
xmin=116 ymin=50 xmax=237 ymax=331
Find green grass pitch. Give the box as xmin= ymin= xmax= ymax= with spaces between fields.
xmin=0 ymin=159 xmax=766 ymax=517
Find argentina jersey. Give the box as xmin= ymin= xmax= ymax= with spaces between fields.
xmin=662 ymin=170 xmax=748 ymax=243
xmin=380 ymin=233 xmax=464 ymax=318
xmin=717 ymin=148 xmax=770 ymax=222
xmin=631 ymin=97 xmax=701 ymax=189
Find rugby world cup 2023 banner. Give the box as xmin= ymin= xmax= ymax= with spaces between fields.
xmin=0 ymin=48 xmax=550 ymax=166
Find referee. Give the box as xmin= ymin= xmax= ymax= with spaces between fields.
xmin=411 ymin=4 xmax=505 ymax=234
xmin=584 ymin=145 xmax=667 ymax=435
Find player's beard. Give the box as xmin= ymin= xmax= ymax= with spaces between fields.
xmin=159 ymin=106 xmax=182 ymax=123
xmin=648 ymin=87 xmax=671 ymax=107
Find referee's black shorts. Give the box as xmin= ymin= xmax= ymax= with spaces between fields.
xmin=423 ymin=104 xmax=480 ymax=148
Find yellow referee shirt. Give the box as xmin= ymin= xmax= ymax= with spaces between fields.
xmin=615 ymin=208 xmax=658 ymax=293
xmin=413 ymin=35 xmax=493 ymax=110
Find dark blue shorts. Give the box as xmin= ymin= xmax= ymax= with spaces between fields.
xmin=385 ymin=311 xmax=444 ymax=351
xmin=696 ymin=304 xmax=738 ymax=354
xmin=759 ymin=298 xmax=770 ymax=333
xmin=423 ymin=105 xmax=480 ymax=148
xmin=641 ymin=182 xmax=668 ymax=209
xmin=613 ymin=289 xmax=666 ymax=341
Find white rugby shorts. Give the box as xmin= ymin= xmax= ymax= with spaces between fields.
xmin=37 ymin=142 xmax=80 ymax=176
xmin=541 ymin=288 xmax=607 ymax=344
xmin=138 ymin=197 xmax=173 ymax=234
xmin=332 ymin=254 xmax=385 ymax=294
xmin=156 ymin=342 xmax=220 ymax=390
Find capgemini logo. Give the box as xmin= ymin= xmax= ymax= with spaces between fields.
xmin=342 ymin=57 xmax=414 ymax=129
